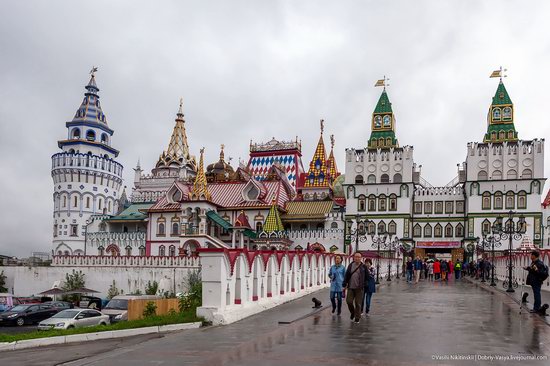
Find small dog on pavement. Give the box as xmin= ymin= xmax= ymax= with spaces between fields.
xmin=311 ymin=297 xmax=322 ymax=309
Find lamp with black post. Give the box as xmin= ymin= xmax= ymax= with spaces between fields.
xmin=474 ymin=236 xmax=487 ymax=283
xmin=370 ymin=223 xmax=400 ymax=282
xmin=347 ymin=215 xmax=368 ymax=255
xmin=491 ymin=211 xmax=526 ymax=293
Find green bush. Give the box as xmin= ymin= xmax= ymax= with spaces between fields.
xmin=61 ymin=270 xmax=86 ymax=302
xmin=145 ymin=280 xmax=158 ymax=295
xmin=143 ymin=301 xmax=157 ymax=317
xmin=178 ymin=270 xmax=202 ymax=312
xmin=107 ymin=280 xmax=121 ymax=300
xmin=0 ymin=270 xmax=7 ymax=292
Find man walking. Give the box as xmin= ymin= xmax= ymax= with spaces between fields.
xmin=413 ymin=256 xmax=423 ymax=284
xmin=524 ymin=250 xmax=549 ymax=314
xmin=343 ymin=252 xmax=367 ymax=323
xmin=454 ymin=260 xmax=462 ymax=280
xmin=405 ymin=257 xmax=414 ymax=283
xmin=328 ymin=254 xmax=345 ymax=315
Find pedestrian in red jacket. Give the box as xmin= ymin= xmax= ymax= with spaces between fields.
xmin=433 ymin=260 xmax=441 ymax=281
xmin=448 ymin=260 xmax=453 ymax=275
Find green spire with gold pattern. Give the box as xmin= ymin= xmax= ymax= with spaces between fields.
xmin=263 ymin=199 xmax=284 ymax=233
xmin=367 ymin=87 xmax=399 ymax=149
xmin=483 ymin=79 xmax=518 ymax=143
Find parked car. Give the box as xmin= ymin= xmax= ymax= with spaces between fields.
xmin=43 ymin=301 xmax=74 ymax=311
xmin=15 ymin=297 xmax=41 ymax=304
xmin=38 ymin=309 xmax=109 ymax=330
xmin=79 ymin=296 xmax=103 ymax=310
xmin=102 ymin=295 xmax=160 ymax=322
xmin=0 ymin=293 xmax=20 ymax=313
xmin=0 ymin=304 xmax=59 ymax=326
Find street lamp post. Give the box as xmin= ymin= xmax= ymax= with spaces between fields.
xmin=370 ymin=227 xmax=400 ymax=282
xmin=475 ymin=237 xmax=487 ymax=283
xmin=348 ymin=215 xmax=368 ymax=254
xmin=491 ymin=211 xmax=526 ymax=293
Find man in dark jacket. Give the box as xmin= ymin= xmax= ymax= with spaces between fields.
xmin=343 ymin=252 xmax=367 ymax=323
xmin=524 ymin=250 xmax=547 ymax=313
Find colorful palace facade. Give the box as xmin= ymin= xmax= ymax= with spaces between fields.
xmin=51 ymin=70 xmax=547 ymax=259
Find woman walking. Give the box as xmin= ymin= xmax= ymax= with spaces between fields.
xmin=433 ymin=259 xmax=441 ymax=281
xmin=328 ymin=254 xmax=346 ymax=315
xmin=362 ymin=258 xmax=376 ymax=315
xmin=428 ymin=260 xmax=434 ymax=281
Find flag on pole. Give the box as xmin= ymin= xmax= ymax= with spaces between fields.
xmin=374 ymin=79 xmax=385 ymax=87
xmin=490 ymin=69 xmax=501 ymax=78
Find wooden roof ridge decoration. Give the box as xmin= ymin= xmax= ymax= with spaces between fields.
xmin=190 ymin=148 xmax=212 ymax=201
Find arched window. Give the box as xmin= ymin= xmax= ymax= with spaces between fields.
xmin=86 ymin=130 xmax=96 ymax=141
xmin=63 ymin=195 xmax=67 ymax=207
xmin=507 ymin=131 xmax=514 ymax=139
xmin=98 ymin=246 xmax=104 ymax=256
xmin=367 ymin=174 xmax=376 ymax=184
xmin=172 ymin=222 xmax=180 ymax=235
xmin=139 ymin=246 xmax=146 ymax=256
xmin=330 ymin=222 xmax=338 ymax=229
xmin=159 ymin=245 xmax=166 ymax=256
xmin=157 ymin=216 xmax=166 ymax=236
xmin=482 ymin=219 xmax=491 ymax=235
xmin=368 ymin=195 xmax=376 ymax=211
xmin=378 ymin=194 xmax=387 ymax=211
xmin=169 ymin=245 xmax=176 ymax=257
xmin=499 ymin=131 xmax=505 ymax=140
xmin=355 ymin=175 xmax=364 ymax=184
xmin=478 ymin=171 xmax=488 ymax=180
xmin=377 ymin=221 xmax=386 ymax=235
xmin=521 ymin=169 xmax=533 ymax=179
xmin=503 ymin=107 xmax=512 ymax=120
xmin=455 ymin=224 xmax=464 ymax=237
xmin=389 ymin=194 xmax=397 ymax=211
xmin=393 ymin=173 xmax=402 ymax=183
xmin=86 ymin=197 xmax=91 ymax=208
xmin=316 ymin=223 xmax=324 ymax=230
xmin=507 ymin=170 xmax=517 ymax=179
xmin=380 ymin=174 xmax=389 ymax=183
xmin=494 ymin=192 xmax=503 ymax=209
xmin=505 ymin=191 xmax=515 ymax=209
xmin=101 ymin=133 xmax=108 ymax=144
xmin=99 ymin=222 xmax=106 ymax=232
xmin=367 ymin=221 xmax=376 ymax=235
xmin=492 ymin=170 xmax=502 ymax=180
xmin=413 ymin=224 xmax=422 ymax=238
xmin=434 ymin=224 xmax=443 ymax=238
xmin=492 ymin=108 xmax=501 ymax=121
xmin=98 ymin=199 xmax=103 ymax=211
xmin=358 ymin=195 xmax=366 ymax=212
xmin=125 ymin=246 xmax=132 ymax=256
xmin=388 ymin=221 xmax=397 ymax=235
xmin=73 ymin=196 xmax=78 ymax=208
xmin=424 ymin=224 xmax=432 ymax=237
xmin=482 ymin=192 xmax=491 ymax=210
xmin=256 ymin=222 xmax=263 ymax=232
xmin=517 ymin=191 xmax=527 ymax=209
xmin=72 ymin=128 xmax=81 ymax=139
xmin=445 ymin=224 xmax=453 ymax=237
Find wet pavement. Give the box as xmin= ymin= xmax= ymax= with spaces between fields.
xmin=4 ymin=279 xmax=550 ymax=366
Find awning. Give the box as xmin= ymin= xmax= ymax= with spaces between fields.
xmin=206 ymin=210 xmax=232 ymax=231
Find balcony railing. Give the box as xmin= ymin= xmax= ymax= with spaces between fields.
xmin=51 ymin=152 xmax=123 ymax=177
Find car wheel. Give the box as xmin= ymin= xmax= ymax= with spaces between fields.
xmin=16 ymin=318 xmax=25 ymax=326
xmin=67 ymin=325 xmax=75 ymax=329
xmin=99 ymin=322 xmax=107 ymax=326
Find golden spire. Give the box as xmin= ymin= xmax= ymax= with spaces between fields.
xmin=190 ymin=148 xmax=211 ymax=200
xmin=220 ymin=144 xmax=225 ymax=162
xmin=157 ymin=99 xmax=196 ymax=169
xmin=304 ymin=120 xmax=329 ymax=188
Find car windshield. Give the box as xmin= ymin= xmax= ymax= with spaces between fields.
xmin=105 ymin=299 xmax=128 ymax=310
xmin=9 ymin=305 xmax=30 ymax=312
xmin=52 ymin=310 xmax=80 ymax=319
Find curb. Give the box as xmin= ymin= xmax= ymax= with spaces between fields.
xmin=0 ymin=321 xmax=202 ymax=352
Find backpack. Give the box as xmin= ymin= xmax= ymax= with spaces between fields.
xmin=539 ymin=263 xmax=549 ymax=282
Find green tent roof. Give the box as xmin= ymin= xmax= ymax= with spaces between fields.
xmin=492 ymin=81 xmax=513 ymax=106
xmin=206 ymin=210 xmax=232 ymax=231
xmin=373 ymin=89 xmax=393 ymax=114
xmin=108 ymin=203 xmax=152 ymax=221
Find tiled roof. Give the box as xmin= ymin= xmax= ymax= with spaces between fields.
xmin=373 ymin=89 xmax=393 ymax=114
xmin=304 ymin=124 xmax=329 ymax=188
xmin=492 ymin=81 xmax=513 ymax=106
xmin=282 ymin=201 xmax=333 ymax=220
xmin=190 ymin=148 xmax=211 ymax=200
xmin=543 ymin=189 xmax=550 ymax=208
xmin=71 ymin=74 xmax=109 ymax=125
xmin=108 ymin=203 xmax=153 ymax=221
xmin=264 ymin=201 xmax=285 ymax=232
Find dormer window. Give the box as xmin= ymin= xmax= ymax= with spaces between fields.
xmin=243 ymin=180 xmax=261 ymax=201
xmin=492 ymin=108 xmax=501 ymax=121
xmin=315 ymin=158 xmax=321 ymax=170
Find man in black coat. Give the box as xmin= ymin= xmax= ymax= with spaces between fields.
xmin=342 ymin=252 xmax=367 ymax=323
xmin=524 ymin=250 xmax=547 ymax=313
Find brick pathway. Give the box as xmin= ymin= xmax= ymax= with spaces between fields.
xmin=4 ymin=279 xmax=550 ymax=366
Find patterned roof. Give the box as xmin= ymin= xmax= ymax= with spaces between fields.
xmin=190 ymin=148 xmax=211 ymax=201
xmin=235 ymin=210 xmax=252 ymax=229
xmin=263 ymin=200 xmax=285 ymax=233
xmin=282 ymin=201 xmax=333 ymax=220
xmin=368 ymin=89 xmax=398 ymax=149
xmin=108 ymin=203 xmax=153 ymax=221
xmin=148 ymin=179 xmax=290 ymax=212
xmin=492 ymin=81 xmax=513 ymax=106
xmin=543 ymin=189 xmax=550 ymax=208
xmin=373 ymin=89 xmax=393 ymax=114
xmin=483 ymin=80 xmax=517 ymax=143
xmin=157 ymin=100 xmax=196 ymax=170
xmin=71 ymin=74 xmax=109 ymax=126
xmin=304 ymin=121 xmax=329 ymax=188
xmin=326 ymin=134 xmax=340 ymax=184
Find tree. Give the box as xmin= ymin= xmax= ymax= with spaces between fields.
xmin=107 ymin=280 xmax=121 ymax=300
xmin=62 ymin=270 xmax=86 ymax=302
xmin=0 ymin=271 xmax=7 ymax=293
xmin=145 ymin=280 xmax=158 ymax=295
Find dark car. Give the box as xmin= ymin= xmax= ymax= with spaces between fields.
xmin=0 ymin=304 xmax=59 ymax=326
xmin=79 ymin=296 xmax=102 ymax=310
xmin=43 ymin=301 xmax=74 ymax=311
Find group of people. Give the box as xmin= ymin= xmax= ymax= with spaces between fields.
xmin=328 ymin=252 xmax=376 ymax=323
xmin=405 ymin=256 xmax=464 ymax=283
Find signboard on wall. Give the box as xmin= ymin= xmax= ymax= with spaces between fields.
xmin=416 ymin=241 xmax=461 ymax=248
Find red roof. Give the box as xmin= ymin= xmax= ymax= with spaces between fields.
xmin=543 ymin=189 xmax=550 ymax=208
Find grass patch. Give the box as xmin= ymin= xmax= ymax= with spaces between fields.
xmin=0 ymin=309 xmax=203 ymax=343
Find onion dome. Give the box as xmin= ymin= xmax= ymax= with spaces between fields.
xmin=206 ymin=144 xmax=235 ymax=181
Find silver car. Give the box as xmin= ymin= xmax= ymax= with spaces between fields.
xmin=38 ymin=309 xmax=110 ymax=330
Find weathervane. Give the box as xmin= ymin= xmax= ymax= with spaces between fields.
xmin=490 ymin=66 xmax=507 ymax=80
xmin=330 ymin=134 xmax=335 ymax=149
xmin=320 ymin=119 xmax=324 ymax=134
xmin=90 ymin=66 xmax=98 ymax=77
xmin=178 ymin=97 xmax=184 ymax=115
xmin=375 ymin=75 xmax=390 ymax=89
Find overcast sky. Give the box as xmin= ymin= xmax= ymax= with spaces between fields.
xmin=1 ymin=1 xmax=549 ymax=257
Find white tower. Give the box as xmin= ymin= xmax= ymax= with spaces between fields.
xmin=51 ymin=69 xmax=124 ymax=255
